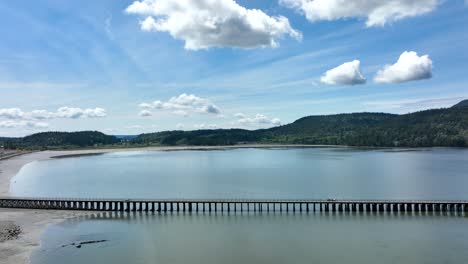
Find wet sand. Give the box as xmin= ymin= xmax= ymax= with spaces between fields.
xmin=0 ymin=151 xmax=95 ymax=264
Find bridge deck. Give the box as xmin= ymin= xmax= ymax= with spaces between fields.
xmin=1 ymin=197 xmax=467 ymax=213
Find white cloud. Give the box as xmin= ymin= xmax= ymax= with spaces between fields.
xmin=139 ymin=110 xmax=152 ymax=117
xmin=374 ymin=51 xmax=432 ymax=83
xmin=29 ymin=110 xmax=55 ymax=120
xmin=0 ymin=108 xmax=25 ymax=119
xmin=138 ymin=103 xmax=153 ymax=109
xmin=236 ymin=113 xmax=281 ymax=127
xmin=0 ymin=120 xmax=48 ymax=129
xmin=138 ymin=93 xmax=221 ymax=116
xmin=126 ymin=0 xmax=301 ymax=50
xmin=320 ymin=60 xmax=366 ymax=85
xmin=176 ymin=123 xmax=185 ymax=129
xmin=234 ymin=113 xmax=246 ymax=119
xmin=55 ymin=107 xmax=107 ymax=119
xmin=0 ymin=107 xmax=107 ymax=120
xmin=280 ymin=0 xmax=438 ymax=27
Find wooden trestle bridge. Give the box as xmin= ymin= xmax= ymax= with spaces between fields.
xmin=1 ymin=197 xmax=468 ymax=213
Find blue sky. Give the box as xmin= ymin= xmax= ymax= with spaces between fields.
xmin=1 ymin=0 xmax=468 ymax=136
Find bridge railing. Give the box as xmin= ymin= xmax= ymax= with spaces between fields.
xmin=1 ymin=197 xmax=467 ymax=213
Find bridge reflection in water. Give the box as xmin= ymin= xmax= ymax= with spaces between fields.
xmin=1 ymin=197 xmax=467 ymax=213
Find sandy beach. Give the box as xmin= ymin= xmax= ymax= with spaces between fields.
xmin=0 ymin=144 xmax=336 ymax=264
xmin=0 ymin=151 xmax=96 ymax=264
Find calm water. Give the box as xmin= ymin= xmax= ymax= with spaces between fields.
xmin=11 ymin=147 xmax=468 ymax=200
xmin=33 ymin=212 xmax=468 ymax=264
xmin=10 ymin=148 xmax=468 ymax=264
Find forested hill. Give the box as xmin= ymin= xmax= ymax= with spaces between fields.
xmin=263 ymin=106 xmax=468 ymax=147
xmin=0 ymin=137 xmax=14 ymax=147
xmin=3 ymin=131 xmax=120 ymax=149
xmin=452 ymin=99 xmax=468 ymax=108
xmin=133 ymin=100 xmax=468 ymax=147
xmin=3 ymin=100 xmax=468 ymax=149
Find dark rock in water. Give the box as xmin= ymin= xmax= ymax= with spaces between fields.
xmin=61 ymin=239 xmax=108 ymax=249
xmin=79 ymin=239 xmax=107 ymax=245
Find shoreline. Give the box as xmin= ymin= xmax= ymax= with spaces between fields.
xmin=0 ymin=151 xmax=95 ymax=264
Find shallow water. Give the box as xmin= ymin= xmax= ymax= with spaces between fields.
xmin=13 ymin=148 xmax=468 ymax=264
xmin=11 ymin=148 xmax=468 ymax=200
xmin=32 ymin=212 xmax=468 ymax=264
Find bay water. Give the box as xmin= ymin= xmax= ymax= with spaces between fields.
xmin=10 ymin=148 xmax=468 ymax=264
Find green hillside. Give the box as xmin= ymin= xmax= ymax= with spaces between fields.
xmin=262 ymin=107 xmax=468 ymax=147
xmin=451 ymin=99 xmax=468 ymax=108
xmin=4 ymin=131 xmax=120 ymax=150
xmin=133 ymin=129 xmax=260 ymax=146
xmin=0 ymin=137 xmax=14 ymax=147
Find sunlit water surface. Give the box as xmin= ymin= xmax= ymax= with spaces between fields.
xmin=11 ymin=148 xmax=468 ymax=200
xmin=10 ymin=148 xmax=468 ymax=264
xmin=32 ymin=212 xmax=468 ymax=264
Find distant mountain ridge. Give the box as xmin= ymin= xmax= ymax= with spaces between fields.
xmin=3 ymin=100 xmax=468 ymax=149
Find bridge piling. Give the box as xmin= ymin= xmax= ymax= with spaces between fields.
xmin=1 ymin=198 xmax=467 ymax=214
xmin=441 ymin=204 xmax=447 ymax=212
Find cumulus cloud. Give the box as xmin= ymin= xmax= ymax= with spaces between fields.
xmin=0 ymin=120 xmax=48 ymax=129
xmin=29 ymin=110 xmax=55 ymax=120
xmin=0 ymin=107 xmax=107 ymax=130
xmin=234 ymin=113 xmax=246 ymax=119
xmin=138 ymin=93 xmax=221 ymax=116
xmin=374 ymin=51 xmax=432 ymax=83
xmin=0 ymin=108 xmax=24 ymax=119
xmin=54 ymin=107 xmax=107 ymax=119
xmin=280 ymin=0 xmax=438 ymax=27
xmin=236 ymin=113 xmax=281 ymax=127
xmin=125 ymin=0 xmax=301 ymax=50
xmin=320 ymin=60 xmax=366 ymax=85
xmin=139 ymin=110 xmax=152 ymax=117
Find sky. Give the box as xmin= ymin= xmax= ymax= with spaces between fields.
xmin=1 ymin=0 xmax=468 ymax=137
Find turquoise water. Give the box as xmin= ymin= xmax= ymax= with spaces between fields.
xmin=11 ymin=148 xmax=468 ymax=264
xmin=11 ymin=148 xmax=468 ymax=200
